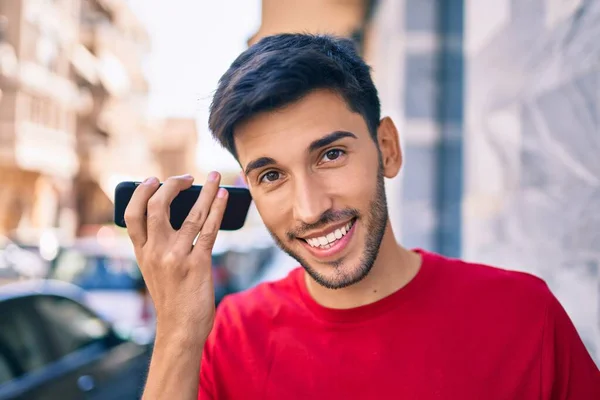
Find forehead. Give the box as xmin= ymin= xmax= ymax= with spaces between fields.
xmin=234 ymin=90 xmax=370 ymax=164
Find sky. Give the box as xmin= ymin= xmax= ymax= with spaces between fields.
xmin=127 ymin=0 xmax=262 ymax=173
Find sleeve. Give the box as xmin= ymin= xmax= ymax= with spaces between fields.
xmin=540 ymin=290 xmax=600 ymax=399
xmin=198 ymin=297 xmax=232 ymax=400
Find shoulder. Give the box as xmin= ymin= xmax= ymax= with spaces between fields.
xmin=421 ymin=251 xmax=561 ymax=350
xmin=428 ymin=250 xmax=550 ymax=294
xmin=423 ymin=250 xmax=554 ymax=314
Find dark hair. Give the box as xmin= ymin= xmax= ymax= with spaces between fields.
xmin=209 ymin=33 xmax=381 ymax=159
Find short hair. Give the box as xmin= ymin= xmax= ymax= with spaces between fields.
xmin=208 ymin=33 xmax=381 ymax=159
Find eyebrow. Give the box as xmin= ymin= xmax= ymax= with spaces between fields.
xmin=244 ymin=156 xmax=277 ymax=176
xmin=308 ymin=130 xmax=357 ymax=153
xmin=243 ymin=130 xmax=358 ymax=176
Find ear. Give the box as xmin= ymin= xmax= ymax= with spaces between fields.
xmin=376 ymin=117 xmax=402 ymax=178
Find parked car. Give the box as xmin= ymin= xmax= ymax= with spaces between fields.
xmin=0 ymin=280 xmax=151 ymax=400
xmin=47 ymin=237 xmax=153 ymax=334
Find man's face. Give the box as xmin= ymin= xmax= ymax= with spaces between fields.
xmin=235 ymin=90 xmax=391 ymax=289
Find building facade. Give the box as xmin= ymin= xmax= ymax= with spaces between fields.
xmin=0 ymin=0 xmax=197 ymax=244
xmin=248 ymin=0 xmax=373 ymax=46
xmin=463 ymin=0 xmax=600 ymax=364
xmin=0 ymin=0 xmax=83 ymax=244
xmin=149 ymin=118 xmax=199 ymax=179
xmin=366 ymin=0 xmax=464 ymax=257
xmin=73 ymin=0 xmax=159 ymax=231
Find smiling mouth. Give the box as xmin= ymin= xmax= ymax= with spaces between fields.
xmin=301 ymin=219 xmax=356 ymax=250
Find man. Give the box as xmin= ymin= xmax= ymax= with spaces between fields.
xmin=125 ymin=34 xmax=599 ymax=399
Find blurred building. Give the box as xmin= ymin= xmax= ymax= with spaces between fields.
xmin=0 ymin=0 xmax=83 ymax=244
xmin=248 ymin=0 xmax=377 ymax=48
xmin=149 ymin=118 xmax=198 ymax=179
xmin=367 ymin=0 xmax=464 ymax=258
xmin=73 ymin=0 xmax=159 ymax=230
xmin=0 ymin=0 xmax=196 ymax=243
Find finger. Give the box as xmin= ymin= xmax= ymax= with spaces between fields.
xmin=192 ymin=187 xmax=228 ymax=257
xmin=146 ymin=174 xmax=195 ymax=237
xmin=175 ymin=171 xmax=221 ymax=248
xmin=124 ymin=177 xmax=160 ymax=247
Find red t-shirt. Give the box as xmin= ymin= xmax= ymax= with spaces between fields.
xmin=199 ymin=250 xmax=600 ymax=399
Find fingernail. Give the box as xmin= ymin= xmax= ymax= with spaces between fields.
xmin=217 ymin=188 xmax=228 ymax=198
xmin=180 ymin=174 xmax=193 ymax=180
xmin=208 ymin=171 xmax=220 ymax=182
xmin=143 ymin=177 xmax=157 ymax=185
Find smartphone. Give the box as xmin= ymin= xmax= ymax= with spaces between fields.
xmin=113 ymin=181 xmax=253 ymax=231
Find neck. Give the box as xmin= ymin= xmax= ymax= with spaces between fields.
xmin=305 ymin=221 xmax=422 ymax=309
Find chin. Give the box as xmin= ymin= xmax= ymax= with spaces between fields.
xmin=303 ymin=257 xmax=373 ymax=290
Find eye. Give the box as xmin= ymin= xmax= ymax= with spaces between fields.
xmin=320 ymin=149 xmax=345 ymax=163
xmin=260 ymin=170 xmax=281 ymax=184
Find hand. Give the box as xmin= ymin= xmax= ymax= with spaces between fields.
xmin=124 ymin=172 xmax=228 ymax=342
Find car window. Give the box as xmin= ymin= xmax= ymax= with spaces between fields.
xmin=51 ymin=250 xmax=142 ymax=290
xmin=32 ymin=296 xmax=111 ymax=358
xmin=0 ymin=353 xmax=15 ymax=385
xmin=0 ymin=298 xmax=54 ymax=380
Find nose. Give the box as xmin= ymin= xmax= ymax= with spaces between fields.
xmin=292 ymin=174 xmax=333 ymax=225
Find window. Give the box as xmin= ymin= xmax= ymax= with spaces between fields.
xmin=405 ymin=0 xmax=437 ymax=32
xmin=404 ymin=53 xmax=438 ymax=119
xmin=30 ymin=95 xmax=41 ymax=124
xmin=32 ymin=296 xmax=110 ymax=358
xmin=0 ymin=298 xmax=54 ymax=380
xmin=36 ymin=35 xmax=60 ymax=72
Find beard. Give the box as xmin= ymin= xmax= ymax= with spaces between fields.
xmin=266 ymin=164 xmax=388 ymax=290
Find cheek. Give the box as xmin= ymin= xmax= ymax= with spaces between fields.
xmin=322 ymin=160 xmax=378 ymax=203
xmin=252 ymin=196 xmax=291 ymax=234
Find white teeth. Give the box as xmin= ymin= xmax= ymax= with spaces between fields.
xmin=305 ymin=220 xmax=354 ymax=249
